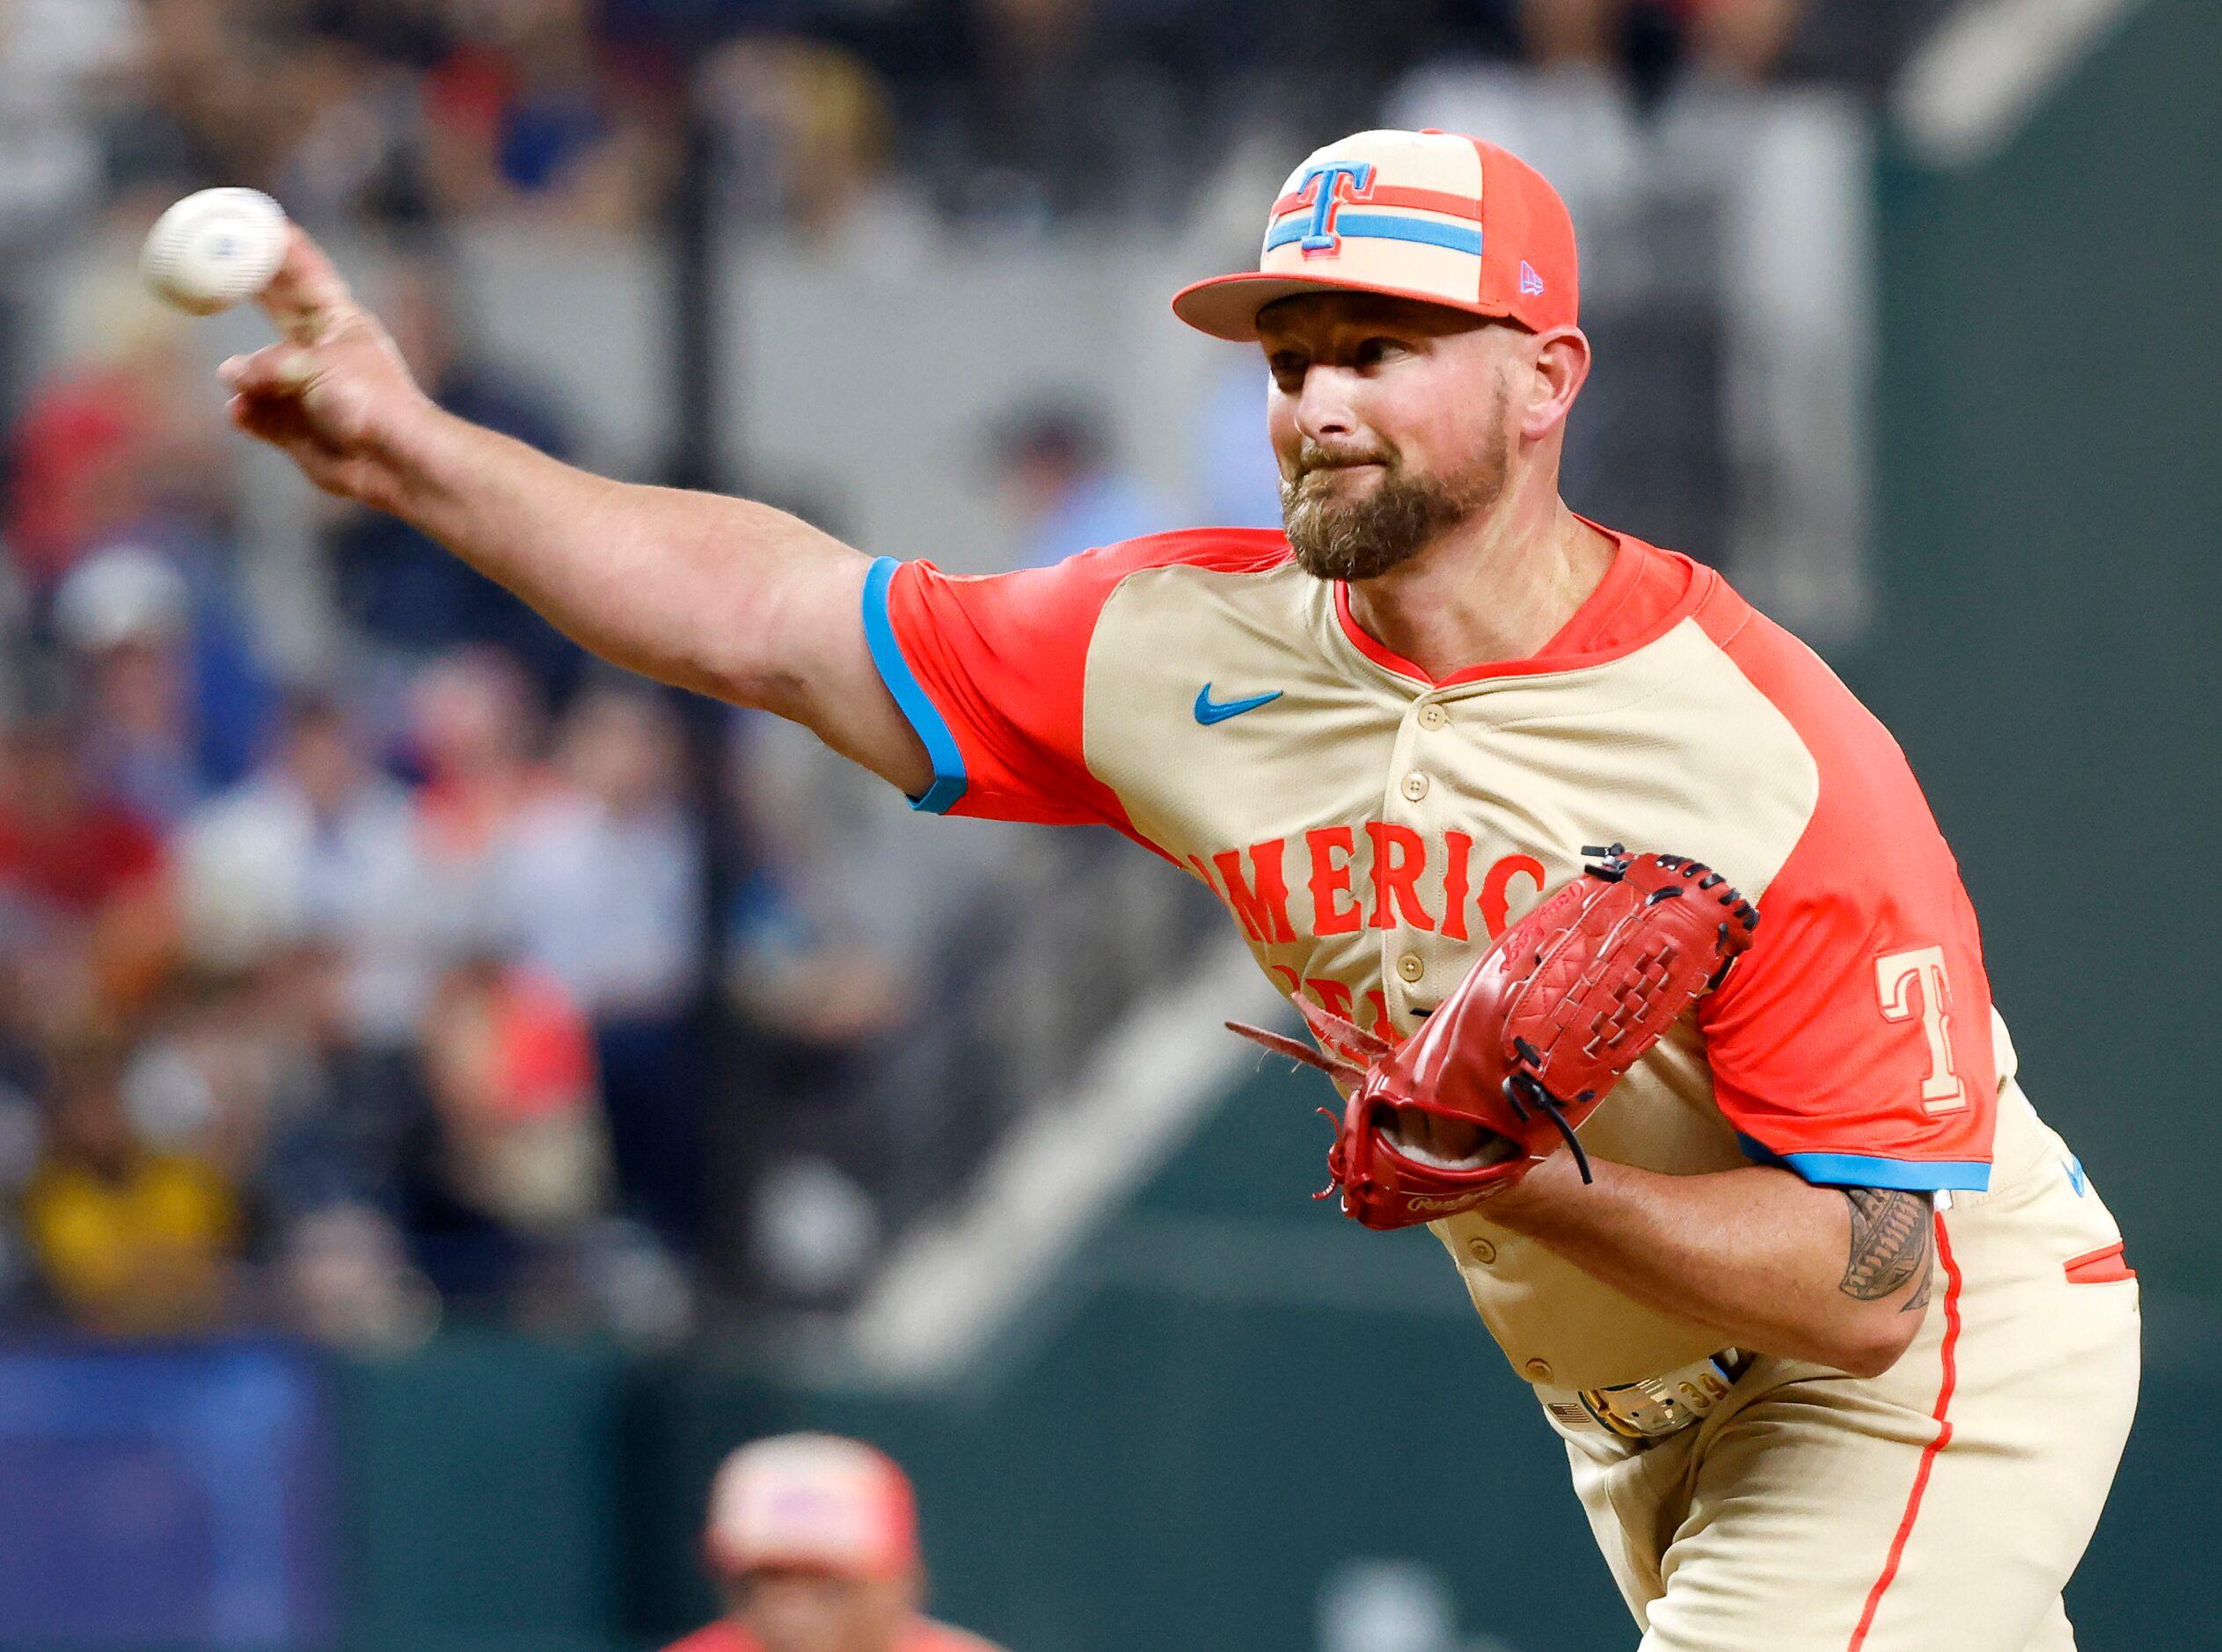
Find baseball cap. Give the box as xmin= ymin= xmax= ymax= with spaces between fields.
xmin=1172 ymin=128 xmax=1579 ymax=342
xmin=52 ymin=545 xmax=190 ymax=652
xmin=704 ymin=1434 xmax=919 ymax=1580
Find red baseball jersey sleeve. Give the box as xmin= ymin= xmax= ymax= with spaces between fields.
xmin=1692 ymin=594 xmax=2000 ymax=1191
xmin=865 ymin=530 xmax=1291 ymax=831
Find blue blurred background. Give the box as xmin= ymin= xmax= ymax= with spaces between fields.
xmin=0 ymin=0 xmax=2213 ymax=1646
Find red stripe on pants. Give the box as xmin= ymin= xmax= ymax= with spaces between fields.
xmin=1846 ymin=1216 xmax=1963 ymax=1651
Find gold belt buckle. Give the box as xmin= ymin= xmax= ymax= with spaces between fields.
xmin=1577 ymin=1349 xmax=1748 ymax=1440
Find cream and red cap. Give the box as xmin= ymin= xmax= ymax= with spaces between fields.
xmin=704 ymin=1434 xmax=919 ymax=1579
xmin=1172 ymin=128 xmax=1579 ymax=341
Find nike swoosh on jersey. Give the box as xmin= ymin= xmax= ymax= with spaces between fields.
xmin=1194 ymin=684 xmax=1284 ymax=725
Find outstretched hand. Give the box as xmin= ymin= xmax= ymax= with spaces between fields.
xmin=218 ymin=228 xmax=435 ymax=504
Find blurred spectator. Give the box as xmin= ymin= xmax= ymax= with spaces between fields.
xmin=669 ymin=1432 xmax=1007 ymax=1652
xmin=722 ymin=710 xmax=931 ymax=1303
xmin=276 ymin=1199 xmax=439 ymax=1350
xmin=722 ymin=715 xmax=919 ymax=1053
xmin=956 ymin=0 xmax=1134 ymax=223
xmin=19 ymin=1034 xmax=238 ymax=1336
xmin=0 ymin=0 xmax=142 ymax=246
xmin=0 ymin=712 xmax=175 ymax=1030
xmin=303 ymin=0 xmax=457 ymax=69
xmin=99 ymin=0 xmax=298 ymax=198
xmin=416 ymin=954 xmax=607 ymax=1288
xmin=251 ymin=938 xmax=430 ymax=1219
xmin=0 ymin=1034 xmax=40 ymax=1312
xmin=178 ymin=689 xmax=425 ymax=1043
xmin=701 ymin=34 xmax=933 ymax=254
xmin=990 ymin=399 xmax=1175 ymax=567
xmin=55 ymin=545 xmax=224 ymax=826
xmin=1518 ymin=0 xmax=1805 ymax=99
xmin=273 ymin=27 xmax=436 ymax=225
xmin=405 ymin=643 xmax=559 ymax=933
xmin=4 ymin=297 xmax=216 ymax=588
xmin=499 ymin=682 xmax=706 ymax=1246
xmin=332 ymin=254 xmax=587 ymax=696
xmin=501 ymin=683 xmax=702 ymax=1025
xmin=227 ymin=937 xmax=439 ymax=1346
xmin=121 ymin=964 xmax=287 ymax=1190
xmin=422 ymin=0 xmax=679 ymax=229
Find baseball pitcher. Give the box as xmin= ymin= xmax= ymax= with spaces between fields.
xmin=218 ymin=128 xmax=2138 ymax=1650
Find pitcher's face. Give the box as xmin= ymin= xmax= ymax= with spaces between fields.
xmin=1259 ymin=293 xmax=1525 ymax=581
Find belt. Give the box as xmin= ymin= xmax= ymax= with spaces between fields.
xmin=1542 ymin=1348 xmax=1755 ymax=1442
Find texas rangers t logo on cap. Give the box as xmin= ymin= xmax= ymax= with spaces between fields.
xmin=1172 ymin=128 xmax=1582 ymax=344
xmin=1292 ymin=160 xmax=1377 ymax=256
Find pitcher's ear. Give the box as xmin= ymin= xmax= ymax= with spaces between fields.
xmin=1521 ymin=325 xmax=1591 ymax=441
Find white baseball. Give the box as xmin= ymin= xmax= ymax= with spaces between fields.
xmin=140 ymin=187 xmax=290 ymax=317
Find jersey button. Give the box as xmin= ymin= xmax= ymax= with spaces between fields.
xmin=1524 ymin=1358 xmax=1555 ymax=1384
xmin=1400 ymin=771 xmax=1429 ymax=801
xmin=1417 ymin=704 xmax=1449 ymax=731
xmin=1466 ymin=1238 xmax=1496 ymax=1265
xmin=1397 ymin=953 xmax=1425 ymax=983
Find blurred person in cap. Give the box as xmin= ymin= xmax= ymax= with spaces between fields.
xmin=402 ymin=643 xmax=559 ymax=955
xmin=48 ymin=538 xmax=274 ymax=829
xmin=495 ymin=681 xmax=706 ymax=1249
xmin=0 ymin=705 xmax=176 ymax=1027
xmin=176 ymin=688 xmax=425 ymax=1044
xmin=990 ymin=398 xmax=1175 ymax=571
xmin=55 ymin=544 xmax=204 ymax=828
xmin=668 ymin=1433 xmax=1004 ymax=1652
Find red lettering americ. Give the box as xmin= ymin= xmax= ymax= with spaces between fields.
xmin=1441 ymin=830 xmax=1474 ymax=941
xmin=1305 ymin=826 xmax=1363 ymax=935
xmin=1212 ymin=839 xmax=1296 ymax=943
xmin=1366 ymin=822 xmax=1435 ymax=932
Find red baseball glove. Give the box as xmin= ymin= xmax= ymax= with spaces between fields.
xmin=1230 ymin=847 xmax=1759 ymax=1231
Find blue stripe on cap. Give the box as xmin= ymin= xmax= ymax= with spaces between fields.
xmin=861 ymin=556 xmax=967 ymax=815
xmin=1264 ymin=213 xmax=1484 ymax=257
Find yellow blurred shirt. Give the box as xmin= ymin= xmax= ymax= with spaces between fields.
xmin=23 ymin=1153 xmax=239 ymax=1334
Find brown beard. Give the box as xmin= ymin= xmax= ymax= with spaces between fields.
xmin=1280 ymin=406 xmax=1510 ymax=582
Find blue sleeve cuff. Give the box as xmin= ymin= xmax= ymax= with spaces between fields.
xmin=1736 ymin=1134 xmax=1992 ymax=1194
xmin=861 ymin=556 xmax=968 ymax=815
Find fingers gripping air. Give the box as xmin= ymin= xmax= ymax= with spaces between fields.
xmin=1230 ymin=848 xmax=1760 ymax=1230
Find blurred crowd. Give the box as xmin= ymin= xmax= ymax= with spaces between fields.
xmin=0 ymin=0 xmax=1918 ymax=258
xmin=0 ymin=0 xmax=1926 ymax=1348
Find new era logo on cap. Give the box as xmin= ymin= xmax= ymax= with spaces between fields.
xmin=1171 ymin=128 xmax=1580 ymax=343
xmin=705 ymin=1434 xmax=918 ymax=1580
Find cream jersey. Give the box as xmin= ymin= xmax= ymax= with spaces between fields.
xmin=866 ymin=524 xmax=2032 ymax=1391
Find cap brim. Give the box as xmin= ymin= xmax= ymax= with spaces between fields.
xmin=706 ymin=1539 xmax=903 ymax=1582
xmin=1170 ymin=270 xmax=1513 ymax=342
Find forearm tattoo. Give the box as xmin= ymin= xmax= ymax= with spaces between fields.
xmin=1838 ymin=1188 xmax=1933 ymax=1305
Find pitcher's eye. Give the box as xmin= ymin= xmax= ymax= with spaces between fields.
xmin=1354 ymin=337 xmax=1406 ymax=369
xmin=1267 ymin=350 xmax=1307 ymax=390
